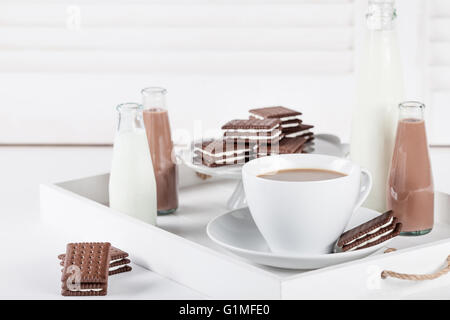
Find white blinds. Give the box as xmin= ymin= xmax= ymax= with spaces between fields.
xmin=428 ymin=0 xmax=450 ymax=145
xmin=0 ymin=0 xmax=354 ymax=75
xmin=0 ymin=0 xmax=356 ymax=144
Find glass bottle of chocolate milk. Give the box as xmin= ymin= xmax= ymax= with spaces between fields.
xmin=387 ymin=102 xmax=434 ymax=236
xmin=141 ymin=87 xmax=178 ymax=215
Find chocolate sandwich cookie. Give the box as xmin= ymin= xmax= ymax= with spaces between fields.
xmin=59 ymin=246 xmax=132 ymax=276
xmin=280 ymin=119 xmax=303 ymax=130
xmin=283 ymin=124 xmax=314 ymax=138
xmin=334 ymin=211 xmax=402 ymax=253
xmin=257 ymin=136 xmax=309 ymax=157
xmin=249 ymin=106 xmax=302 ymax=122
xmin=222 ymin=119 xmax=283 ymax=144
xmin=109 ymin=264 xmax=133 ymax=276
xmin=61 ymin=242 xmax=111 ymax=296
xmin=193 ymin=139 xmax=255 ymax=167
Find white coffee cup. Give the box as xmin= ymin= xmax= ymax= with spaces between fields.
xmin=242 ymin=154 xmax=372 ymax=255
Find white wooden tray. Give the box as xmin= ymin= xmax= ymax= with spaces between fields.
xmin=40 ymin=165 xmax=450 ymax=299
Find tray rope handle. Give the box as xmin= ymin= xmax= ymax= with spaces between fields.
xmin=381 ymin=248 xmax=450 ymax=281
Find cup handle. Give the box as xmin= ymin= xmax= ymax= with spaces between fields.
xmin=353 ymin=168 xmax=372 ymax=211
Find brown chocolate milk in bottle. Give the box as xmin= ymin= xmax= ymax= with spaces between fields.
xmin=142 ymin=87 xmax=178 ymax=215
xmin=387 ymin=101 xmax=434 ymax=235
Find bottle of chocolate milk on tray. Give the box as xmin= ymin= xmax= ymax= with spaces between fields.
xmin=142 ymin=87 xmax=178 ymax=215
xmin=387 ymin=101 xmax=434 ymax=236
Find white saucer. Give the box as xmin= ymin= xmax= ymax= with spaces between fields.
xmin=207 ymin=207 xmax=391 ymax=269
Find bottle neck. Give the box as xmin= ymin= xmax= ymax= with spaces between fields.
xmin=366 ymin=0 xmax=397 ymax=31
xmin=399 ymin=101 xmax=425 ymax=122
xmin=141 ymin=87 xmax=167 ymax=111
xmin=116 ymin=103 xmax=145 ymax=133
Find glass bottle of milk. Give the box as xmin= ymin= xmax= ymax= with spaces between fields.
xmin=350 ymin=0 xmax=403 ymax=212
xmin=109 ymin=103 xmax=157 ymax=225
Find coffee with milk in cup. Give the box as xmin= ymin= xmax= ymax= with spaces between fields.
xmin=242 ymin=154 xmax=372 ymax=255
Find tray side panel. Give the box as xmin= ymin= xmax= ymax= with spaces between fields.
xmin=57 ymin=173 xmax=110 ymax=205
xmin=281 ymin=241 xmax=450 ymax=299
xmin=40 ymin=182 xmax=281 ymax=299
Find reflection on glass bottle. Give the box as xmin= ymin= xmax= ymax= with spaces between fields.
xmin=141 ymin=87 xmax=179 ymax=215
xmin=109 ymin=103 xmax=157 ymax=225
xmin=387 ymin=102 xmax=434 ymax=236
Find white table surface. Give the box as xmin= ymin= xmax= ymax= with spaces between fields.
xmin=0 ymin=146 xmax=204 ymax=299
xmin=1 ymin=145 xmax=450 ymax=299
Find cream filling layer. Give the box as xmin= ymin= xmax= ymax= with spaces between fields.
xmin=251 ymin=113 xmax=300 ymax=122
xmin=70 ymin=288 xmax=103 ymax=292
xmin=194 ymin=147 xmax=250 ymax=157
xmin=285 ymin=130 xmax=311 ymax=138
xmin=110 ymin=264 xmax=128 ymax=271
xmin=225 ymin=130 xmax=282 ymax=140
xmin=225 ymin=124 xmax=279 ymax=133
xmin=110 ymin=258 xmax=124 ymax=264
xmin=281 ymin=123 xmax=300 ymax=128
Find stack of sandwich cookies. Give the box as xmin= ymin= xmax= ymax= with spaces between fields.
xmin=193 ymin=139 xmax=255 ymax=167
xmin=334 ymin=211 xmax=402 ymax=253
xmin=61 ymin=242 xmax=111 ymax=296
xmin=284 ymin=124 xmax=314 ymax=139
xmin=249 ymin=106 xmax=314 ymax=143
xmin=222 ymin=119 xmax=283 ymax=146
xmin=59 ymin=246 xmax=132 ymax=276
xmin=191 ymin=106 xmax=317 ymax=168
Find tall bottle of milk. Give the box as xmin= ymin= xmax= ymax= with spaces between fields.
xmin=109 ymin=103 xmax=157 ymax=225
xmin=350 ymin=0 xmax=403 ymax=212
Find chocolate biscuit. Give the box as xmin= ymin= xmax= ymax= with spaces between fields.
xmin=109 ymin=246 xmax=129 ymax=261
xmin=283 ymin=124 xmax=314 ymax=137
xmin=222 ymin=118 xmax=280 ymax=130
xmin=249 ymin=106 xmax=302 ymax=120
xmin=61 ymin=242 xmax=111 ymax=296
xmin=334 ymin=211 xmax=402 ymax=252
xmin=59 ymin=246 xmax=128 ymax=263
xmin=280 ymin=119 xmax=302 ymax=129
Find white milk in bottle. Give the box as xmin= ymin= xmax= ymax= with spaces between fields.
xmin=350 ymin=0 xmax=403 ymax=212
xmin=109 ymin=103 xmax=157 ymax=225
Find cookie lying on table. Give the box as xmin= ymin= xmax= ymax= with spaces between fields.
xmin=59 ymin=245 xmax=132 ymax=276
xmin=61 ymin=242 xmax=111 ymax=296
xmin=334 ymin=211 xmax=402 ymax=253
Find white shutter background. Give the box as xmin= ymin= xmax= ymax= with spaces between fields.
xmin=428 ymin=0 xmax=450 ymax=145
xmin=0 ymin=0 xmax=355 ymax=144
